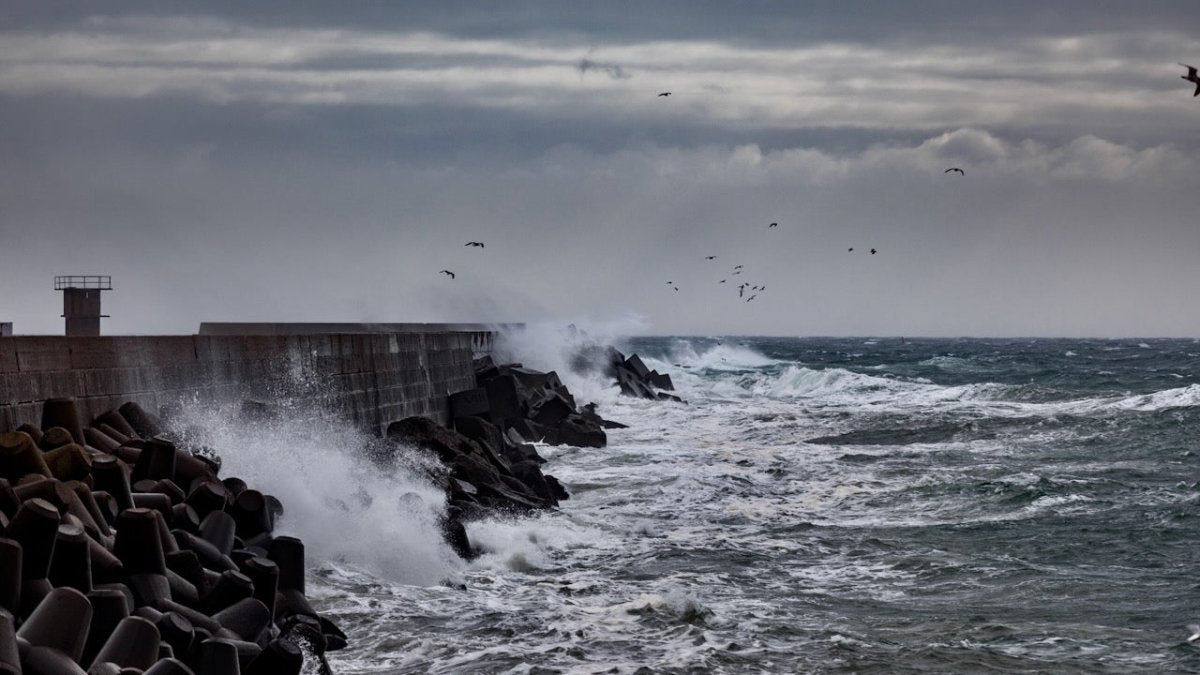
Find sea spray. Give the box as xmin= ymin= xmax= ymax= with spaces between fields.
xmin=173 ymin=402 xmax=464 ymax=586
xmin=492 ymin=317 xmax=647 ymax=406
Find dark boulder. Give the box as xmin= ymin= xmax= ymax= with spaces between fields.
xmin=473 ymin=355 xmax=500 ymax=385
xmin=557 ymin=416 xmax=606 ymax=448
xmin=439 ymin=512 xmax=475 ymax=560
xmin=448 ymin=388 xmax=490 ymax=421
xmin=386 ymin=417 xmax=482 ymax=466
xmin=530 ymin=391 xmax=576 ymax=428
xmin=625 ymin=354 xmax=651 ymax=380
xmin=509 ymin=461 xmax=556 ymax=506
xmin=646 ymin=370 xmax=674 ymax=391
xmin=507 ymin=419 xmax=557 ymax=445
xmin=502 ymin=442 xmax=545 ymax=466
xmin=580 ymin=403 xmax=628 ymax=430
xmin=543 ymin=475 xmax=570 ymax=502
xmin=483 ymin=376 xmax=525 ymax=425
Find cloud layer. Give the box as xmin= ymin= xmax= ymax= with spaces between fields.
xmin=1 ymin=6 xmax=1199 ymax=336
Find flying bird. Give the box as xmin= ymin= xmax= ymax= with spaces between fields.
xmin=465 ymin=241 xmax=485 ymax=248
xmin=768 ymin=222 xmax=778 ymax=228
xmin=658 ymin=92 xmax=671 ymax=97
xmin=870 ymin=248 xmax=877 ymax=255
xmin=848 ymin=247 xmax=854 ymax=252
xmin=746 ymin=294 xmax=757 ymax=303
xmin=944 ymin=167 xmax=965 ymax=175
xmin=733 ymin=265 xmax=744 ymax=270
xmin=1181 ymin=63 xmax=1200 ymax=96
xmin=719 ymin=279 xmax=727 ymax=284
xmin=705 ymin=256 xmax=717 ymax=260
xmin=439 ymin=270 xmax=456 ymax=279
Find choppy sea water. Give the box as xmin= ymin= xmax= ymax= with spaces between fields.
xmin=213 ymin=336 xmax=1200 ymax=673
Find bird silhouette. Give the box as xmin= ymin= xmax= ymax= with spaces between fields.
xmin=768 ymin=222 xmax=778 ymax=228
xmin=439 ymin=270 xmax=456 ymax=279
xmin=944 ymin=167 xmax=965 ymax=175
xmin=658 ymin=92 xmax=671 ymax=97
xmin=465 ymin=241 xmax=485 ymax=248
xmin=1181 ymin=63 xmax=1200 ymax=96
xmin=746 ymin=294 xmax=757 ymax=302
xmin=733 ymin=265 xmax=744 ymax=270
xmin=848 ymin=247 xmax=854 ymax=252
xmin=870 ymin=248 xmax=877 ymax=255
xmin=719 ymin=279 xmax=727 ymax=284
xmin=705 ymin=255 xmax=717 ymax=260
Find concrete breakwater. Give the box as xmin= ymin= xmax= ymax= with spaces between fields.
xmin=0 ymin=398 xmax=343 ymax=674
xmin=0 ymin=331 xmax=483 ymax=435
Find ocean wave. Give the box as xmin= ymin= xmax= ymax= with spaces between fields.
xmin=658 ymin=339 xmax=780 ymax=371
xmin=670 ymin=358 xmax=1200 ymax=420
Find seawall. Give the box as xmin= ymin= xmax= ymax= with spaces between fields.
xmin=0 ymin=330 xmax=487 ymax=434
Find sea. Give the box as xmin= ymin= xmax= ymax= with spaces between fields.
xmin=200 ymin=335 xmax=1200 ymax=674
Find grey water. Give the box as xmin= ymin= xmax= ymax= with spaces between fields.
xmin=280 ymin=337 xmax=1200 ymax=673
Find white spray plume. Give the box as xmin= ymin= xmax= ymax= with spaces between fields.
xmin=174 ymin=402 xmax=464 ymax=586
xmin=491 ymin=315 xmax=648 ymax=406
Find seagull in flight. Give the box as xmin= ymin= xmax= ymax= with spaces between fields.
xmin=465 ymin=241 xmax=485 ymax=248
xmin=848 ymin=247 xmax=854 ymax=252
xmin=1181 ymin=63 xmax=1200 ymax=96
xmin=871 ymin=248 xmax=877 ymax=255
xmin=658 ymin=92 xmax=671 ymax=97
xmin=719 ymin=279 xmax=727 ymax=284
xmin=439 ymin=270 xmax=456 ymax=279
xmin=768 ymin=222 xmax=778 ymax=228
xmin=705 ymin=255 xmax=717 ymax=260
xmin=746 ymin=294 xmax=757 ymax=303
xmin=733 ymin=265 xmax=744 ymax=270
xmin=944 ymin=167 xmax=965 ymax=175
xmin=1188 ymin=624 xmax=1200 ymax=643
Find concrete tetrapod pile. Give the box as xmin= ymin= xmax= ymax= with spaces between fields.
xmin=0 ymin=398 xmax=343 ymax=675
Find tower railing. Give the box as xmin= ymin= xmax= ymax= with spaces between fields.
xmin=54 ymin=275 xmax=112 ymax=290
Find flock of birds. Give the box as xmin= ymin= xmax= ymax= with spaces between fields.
xmin=438 ymin=66 xmax=1200 ymax=315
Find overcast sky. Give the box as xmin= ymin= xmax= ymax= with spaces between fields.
xmin=3 ymin=2 xmax=1200 ymax=337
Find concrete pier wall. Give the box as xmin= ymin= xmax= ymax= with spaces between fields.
xmin=0 ymin=331 xmax=483 ymax=434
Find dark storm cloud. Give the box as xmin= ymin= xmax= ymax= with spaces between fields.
xmin=10 ymin=1 xmax=1200 ymax=45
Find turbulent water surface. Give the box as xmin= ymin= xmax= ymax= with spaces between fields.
xmin=223 ymin=337 xmax=1200 ymax=673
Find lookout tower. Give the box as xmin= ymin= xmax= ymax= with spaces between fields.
xmin=55 ymin=275 xmax=111 ymax=337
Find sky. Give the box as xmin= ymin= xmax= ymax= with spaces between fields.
xmin=3 ymin=1 xmax=1200 ymax=337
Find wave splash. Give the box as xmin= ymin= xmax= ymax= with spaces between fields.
xmin=632 ymin=338 xmax=1200 ymax=418
xmin=174 ymin=403 xmax=463 ymax=586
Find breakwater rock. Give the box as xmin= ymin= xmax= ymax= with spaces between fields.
xmin=449 ymin=356 xmax=616 ymax=448
xmin=379 ymin=357 xmax=623 ymax=557
xmin=0 ymin=398 xmax=343 ymax=674
xmin=607 ymin=351 xmax=683 ymax=402
xmin=572 ymin=345 xmax=682 ymax=402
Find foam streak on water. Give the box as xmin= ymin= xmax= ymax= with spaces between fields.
xmin=207 ymin=337 xmax=1200 ymax=673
